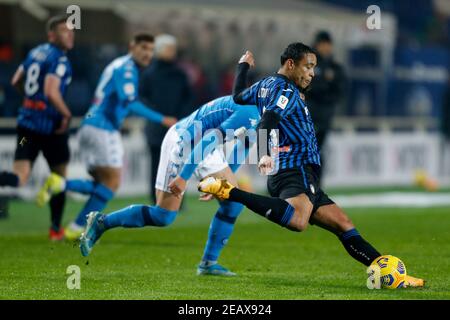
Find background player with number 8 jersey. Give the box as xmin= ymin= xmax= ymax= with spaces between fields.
xmin=18 ymin=41 xmax=72 ymax=134
xmin=0 ymin=15 xmax=74 ymax=241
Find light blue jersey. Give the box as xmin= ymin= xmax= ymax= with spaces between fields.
xmin=177 ymin=95 xmax=260 ymax=180
xmin=176 ymin=95 xmax=259 ymax=139
xmin=82 ymin=54 xmax=163 ymax=131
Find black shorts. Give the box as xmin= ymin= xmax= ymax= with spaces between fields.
xmin=267 ymin=164 xmax=334 ymax=214
xmin=14 ymin=126 xmax=70 ymax=167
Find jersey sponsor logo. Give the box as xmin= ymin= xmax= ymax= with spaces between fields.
xmin=23 ymin=98 xmax=47 ymax=111
xmin=278 ymin=145 xmax=291 ymax=152
xmin=276 ymin=95 xmax=289 ymax=109
xmin=56 ymin=63 xmax=66 ymax=77
xmin=258 ymin=87 xmax=269 ymax=98
xmin=124 ymin=83 xmax=135 ymax=96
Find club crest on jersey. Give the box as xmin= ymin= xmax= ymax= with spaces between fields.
xmin=276 ymin=95 xmax=289 ymax=109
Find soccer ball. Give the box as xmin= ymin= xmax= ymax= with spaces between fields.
xmin=369 ymin=255 xmax=407 ymax=289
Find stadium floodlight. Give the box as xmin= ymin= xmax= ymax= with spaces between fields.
xmin=19 ymin=0 xmax=49 ymax=21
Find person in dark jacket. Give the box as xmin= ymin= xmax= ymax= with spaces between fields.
xmin=139 ymin=34 xmax=194 ymax=203
xmin=306 ymin=31 xmax=347 ymax=184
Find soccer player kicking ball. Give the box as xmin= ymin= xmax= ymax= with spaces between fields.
xmin=36 ymin=34 xmax=177 ymax=240
xmin=79 ymin=95 xmax=260 ymax=276
xmin=198 ymin=46 xmax=424 ymax=287
xmin=0 ymin=15 xmax=74 ymax=241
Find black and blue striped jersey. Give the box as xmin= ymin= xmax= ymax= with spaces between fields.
xmin=17 ymin=43 xmax=72 ymax=135
xmin=238 ymin=73 xmax=321 ymax=170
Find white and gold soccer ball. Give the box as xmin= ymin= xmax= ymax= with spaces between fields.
xmin=367 ymin=255 xmax=407 ymax=289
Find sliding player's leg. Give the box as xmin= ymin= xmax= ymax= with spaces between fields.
xmin=61 ymin=166 xmax=117 ymax=241
xmin=79 ymin=189 xmax=180 ymax=257
xmin=101 ymin=189 xmax=180 ymax=230
xmin=79 ymin=127 xmax=182 ymax=257
xmin=198 ymin=166 xmax=243 ymax=276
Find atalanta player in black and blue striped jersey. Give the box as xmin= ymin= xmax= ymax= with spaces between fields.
xmin=0 ymin=15 xmax=74 ymax=241
xmin=199 ymin=44 xmax=424 ymax=287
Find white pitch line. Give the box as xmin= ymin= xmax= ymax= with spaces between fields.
xmin=333 ymin=192 xmax=450 ymax=208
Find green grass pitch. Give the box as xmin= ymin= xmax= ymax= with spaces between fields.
xmin=0 ymin=195 xmax=449 ymax=299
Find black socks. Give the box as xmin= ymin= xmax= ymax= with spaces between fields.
xmin=50 ymin=192 xmax=66 ymax=231
xmin=339 ymin=229 xmax=381 ymax=266
xmin=229 ymin=188 xmax=294 ymax=227
xmin=0 ymin=172 xmax=19 ymax=187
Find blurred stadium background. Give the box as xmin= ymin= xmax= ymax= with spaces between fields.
xmin=1 ymin=0 xmax=450 ymax=300
xmin=0 ymin=0 xmax=449 ymax=200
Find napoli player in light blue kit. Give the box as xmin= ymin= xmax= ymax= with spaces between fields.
xmin=0 ymin=15 xmax=74 ymax=240
xmin=37 ymin=34 xmax=177 ymax=241
xmin=79 ymin=95 xmax=260 ymax=276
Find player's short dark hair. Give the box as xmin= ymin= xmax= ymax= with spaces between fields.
xmin=280 ymin=42 xmax=315 ymax=66
xmin=132 ymin=33 xmax=155 ymax=44
xmin=46 ymin=15 xmax=68 ymax=33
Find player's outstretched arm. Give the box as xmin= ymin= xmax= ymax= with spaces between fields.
xmin=128 ymin=100 xmax=177 ymax=128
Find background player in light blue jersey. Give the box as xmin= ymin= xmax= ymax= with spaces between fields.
xmin=0 ymin=15 xmax=74 ymax=241
xmin=37 ymin=34 xmax=177 ymax=240
xmin=79 ymin=95 xmax=260 ymax=276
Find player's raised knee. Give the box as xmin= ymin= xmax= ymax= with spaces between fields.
xmin=287 ymin=212 xmax=308 ymax=232
xmin=147 ymin=206 xmax=177 ymax=227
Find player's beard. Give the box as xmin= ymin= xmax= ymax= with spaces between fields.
xmin=298 ymin=76 xmax=312 ymax=93
xmin=301 ymin=83 xmax=312 ymax=93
